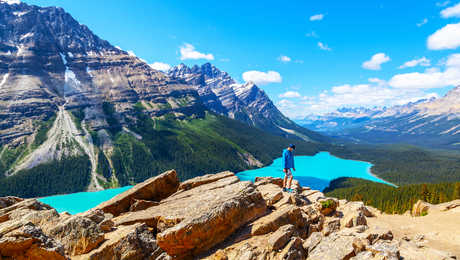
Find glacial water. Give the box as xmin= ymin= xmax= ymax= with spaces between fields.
xmin=236 ymin=151 xmax=392 ymax=191
xmin=38 ymin=151 xmax=391 ymax=214
xmin=38 ymin=185 xmax=132 ymax=215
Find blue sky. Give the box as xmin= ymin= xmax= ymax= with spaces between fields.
xmin=23 ymin=0 xmax=460 ymax=117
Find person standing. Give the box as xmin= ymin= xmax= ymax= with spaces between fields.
xmin=282 ymin=144 xmax=295 ymax=192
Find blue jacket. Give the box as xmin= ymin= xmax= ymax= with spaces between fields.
xmin=282 ymin=149 xmax=294 ymax=169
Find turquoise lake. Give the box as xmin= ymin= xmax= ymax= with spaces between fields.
xmin=39 ymin=151 xmax=391 ymax=214
xmin=38 ymin=186 xmax=132 ymax=215
xmin=236 ymin=151 xmax=392 ymax=191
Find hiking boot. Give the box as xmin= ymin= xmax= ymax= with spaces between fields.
xmin=282 ymin=187 xmax=287 ymax=192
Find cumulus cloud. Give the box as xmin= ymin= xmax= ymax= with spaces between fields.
xmin=398 ymin=57 xmax=431 ymax=69
xmin=427 ymin=23 xmax=460 ymax=50
xmin=179 ymin=43 xmax=214 ymax=60
xmin=278 ymin=81 xmax=439 ymax=117
xmin=417 ymin=18 xmax=428 ymax=27
xmin=242 ymin=70 xmax=282 ymax=85
xmin=309 ymin=14 xmax=324 ymax=21
xmin=149 ymin=62 xmax=171 ymax=72
xmin=278 ymin=55 xmax=291 ymax=63
xmin=278 ymin=54 xmax=460 ymax=117
xmin=441 ymin=2 xmax=460 ymax=18
xmin=279 ymin=91 xmax=301 ymax=98
xmin=389 ymin=53 xmax=460 ymax=89
xmin=362 ymin=53 xmax=390 ymax=70
xmin=318 ymin=42 xmax=332 ymax=51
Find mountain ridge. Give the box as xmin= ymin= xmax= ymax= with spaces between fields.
xmin=168 ymin=63 xmax=325 ymax=142
xmin=0 ymin=1 xmax=322 ymax=196
xmin=297 ymin=86 xmax=460 ymax=150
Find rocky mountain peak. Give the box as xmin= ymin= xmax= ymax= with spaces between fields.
xmin=168 ymin=63 xmax=322 ymax=141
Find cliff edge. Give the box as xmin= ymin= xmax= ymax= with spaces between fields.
xmin=0 ymin=170 xmax=458 ymax=259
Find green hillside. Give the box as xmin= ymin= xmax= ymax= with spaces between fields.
xmin=325 ymin=177 xmax=460 ymax=214
xmin=0 ymin=111 xmax=321 ymax=198
xmin=324 ymin=143 xmax=460 ymax=185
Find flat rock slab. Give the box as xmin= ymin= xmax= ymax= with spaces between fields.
xmin=94 ymin=170 xmax=179 ymax=216
xmin=156 ymin=181 xmax=266 ymax=257
xmin=113 ymin=175 xmax=241 ymax=228
xmin=308 ymin=233 xmax=359 ymax=260
xmin=115 ymin=177 xmax=266 ymax=258
xmin=178 ymin=171 xmax=235 ymax=191
xmin=71 ymin=223 xmax=164 ymax=260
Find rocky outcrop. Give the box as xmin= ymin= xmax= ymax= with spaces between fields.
xmin=0 ymin=0 xmax=203 ymax=151
xmin=1 ymin=170 xmax=457 ymax=259
xmin=94 ymin=169 xmax=179 ymax=216
xmin=411 ymin=200 xmax=431 ymax=216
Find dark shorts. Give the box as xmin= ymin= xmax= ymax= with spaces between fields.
xmin=284 ymin=168 xmax=292 ymax=178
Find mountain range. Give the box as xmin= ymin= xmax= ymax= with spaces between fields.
xmin=0 ymin=0 xmax=321 ymax=197
xmin=296 ymin=86 xmax=460 ymax=150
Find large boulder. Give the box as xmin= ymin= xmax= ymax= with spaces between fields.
xmin=250 ymin=205 xmax=310 ymax=236
xmin=257 ymin=183 xmax=284 ymax=206
xmin=267 ymin=224 xmax=295 ymax=251
xmin=46 ymin=215 xmax=106 ymax=256
xmin=113 ymin=175 xmax=241 ymax=229
xmin=0 ymin=197 xmax=23 ymax=210
xmin=94 ymin=170 xmax=179 ymax=216
xmin=0 ymin=222 xmax=66 ymax=260
xmin=113 ymin=176 xmax=266 ymax=258
xmin=72 ymin=223 xmax=165 ymax=260
xmin=411 ymin=200 xmax=431 ymax=216
xmin=278 ymin=237 xmax=306 ymax=260
xmin=307 ymin=233 xmax=364 ymax=260
xmin=155 ymin=181 xmax=266 ymax=258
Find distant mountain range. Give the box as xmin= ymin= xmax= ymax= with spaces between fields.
xmin=296 ymin=86 xmax=460 ymax=150
xmin=0 ymin=0 xmax=322 ymax=197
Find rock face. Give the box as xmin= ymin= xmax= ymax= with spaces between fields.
xmin=168 ymin=63 xmax=323 ymax=141
xmin=94 ymin=170 xmax=179 ymax=216
xmin=1 ymin=170 xmax=457 ymax=260
xmin=0 ymin=1 xmax=203 ymax=147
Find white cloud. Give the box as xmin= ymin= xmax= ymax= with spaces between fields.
xmin=416 ymin=18 xmax=428 ymax=27
xmin=427 ymin=23 xmax=460 ymax=50
xmin=278 ymin=54 xmax=460 ymax=117
xmin=389 ymin=53 xmax=460 ymax=89
xmin=318 ymin=42 xmax=332 ymax=51
xmin=127 ymin=50 xmax=136 ymax=57
xmin=305 ymin=31 xmax=319 ymax=38
xmin=220 ymin=58 xmax=230 ymax=62
xmin=279 ymin=91 xmax=301 ymax=98
xmin=179 ymin=43 xmax=214 ymax=60
xmin=242 ymin=70 xmax=282 ymax=85
xmin=278 ymin=55 xmax=291 ymax=63
xmin=309 ymin=14 xmax=324 ymax=21
xmin=368 ymin=77 xmax=387 ymax=86
xmin=279 ymin=82 xmax=440 ymax=117
xmin=398 ymin=57 xmax=431 ymax=69
xmin=149 ymin=62 xmax=171 ymax=72
xmin=362 ymin=53 xmax=390 ymax=70
xmin=441 ymin=2 xmax=460 ymax=18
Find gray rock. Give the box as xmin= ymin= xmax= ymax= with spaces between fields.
xmin=267 ymin=224 xmax=295 ymax=250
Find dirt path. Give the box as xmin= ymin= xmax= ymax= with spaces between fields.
xmin=367 ymin=206 xmax=460 ymax=258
